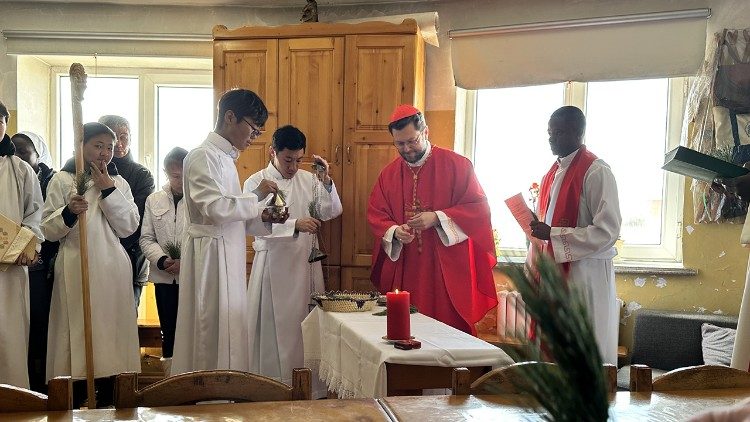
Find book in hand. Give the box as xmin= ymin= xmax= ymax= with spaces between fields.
xmin=662 ymin=146 xmax=749 ymax=182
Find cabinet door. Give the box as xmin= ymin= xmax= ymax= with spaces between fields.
xmin=214 ymin=38 xmax=278 ymax=263
xmin=279 ymin=37 xmax=344 ymax=266
xmin=341 ymin=266 xmax=376 ymax=292
xmin=341 ymin=34 xmax=423 ymax=267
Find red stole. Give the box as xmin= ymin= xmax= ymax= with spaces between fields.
xmin=538 ymin=146 xmax=598 ymax=273
xmin=367 ymin=146 xmax=497 ymax=334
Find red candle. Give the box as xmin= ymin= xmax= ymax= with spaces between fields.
xmin=386 ymin=289 xmax=410 ymax=340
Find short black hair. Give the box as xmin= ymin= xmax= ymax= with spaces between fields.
xmin=216 ymin=89 xmax=268 ymax=129
xmin=11 ymin=133 xmax=33 ymax=147
xmin=272 ymin=125 xmax=306 ymax=152
xmin=388 ymin=112 xmax=427 ymax=134
xmin=83 ymin=122 xmax=116 ymax=144
xmin=0 ymin=100 xmax=9 ymax=123
xmin=550 ymin=106 xmax=586 ymax=137
xmin=164 ymin=146 xmax=188 ymax=168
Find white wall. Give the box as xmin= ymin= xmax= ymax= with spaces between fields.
xmin=1 ymin=0 xmax=748 ymax=112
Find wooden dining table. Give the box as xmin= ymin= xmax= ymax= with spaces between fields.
xmin=2 ymin=389 xmax=748 ymax=421
xmin=380 ymin=389 xmax=750 ymax=421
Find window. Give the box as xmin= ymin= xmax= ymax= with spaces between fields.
xmin=155 ymin=86 xmax=214 ymax=187
xmin=53 ymin=67 xmax=212 ymax=184
xmin=465 ymin=78 xmax=685 ymax=264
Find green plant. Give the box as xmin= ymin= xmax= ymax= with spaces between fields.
xmin=498 ymin=252 xmax=609 ymax=422
xmin=74 ymin=171 xmax=91 ymax=195
xmin=163 ymin=241 xmax=181 ymax=259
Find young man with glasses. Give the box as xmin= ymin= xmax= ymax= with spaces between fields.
xmin=171 ymin=89 xmax=285 ymax=375
xmin=367 ymin=104 xmax=497 ymax=335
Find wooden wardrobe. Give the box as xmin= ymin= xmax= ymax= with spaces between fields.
xmin=213 ymin=19 xmax=426 ymax=292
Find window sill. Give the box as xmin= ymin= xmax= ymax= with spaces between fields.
xmin=495 ymin=258 xmax=697 ymax=277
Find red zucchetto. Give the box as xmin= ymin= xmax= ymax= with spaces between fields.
xmin=389 ymin=104 xmax=421 ymax=124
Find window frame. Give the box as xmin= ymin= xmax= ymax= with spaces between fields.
xmin=458 ymin=78 xmax=686 ymax=266
xmin=50 ymin=66 xmax=212 ymax=177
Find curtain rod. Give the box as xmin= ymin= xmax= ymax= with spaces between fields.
xmin=448 ymin=8 xmax=711 ymax=39
xmin=2 ymin=30 xmax=211 ymax=42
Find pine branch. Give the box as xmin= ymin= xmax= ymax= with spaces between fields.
xmin=497 ymin=252 xmax=610 ymax=422
xmin=163 ymin=241 xmax=181 ymax=259
xmin=74 ymin=171 xmax=91 ymax=195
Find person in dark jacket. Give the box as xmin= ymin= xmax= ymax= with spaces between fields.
xmin=98 ymin=115 xmax=155 ymax=309
xmin=11 ymin=131 xmax=58 ymax=393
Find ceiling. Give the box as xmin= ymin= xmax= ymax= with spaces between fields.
xmin=0 ymin=0 xmax=435 ymax=6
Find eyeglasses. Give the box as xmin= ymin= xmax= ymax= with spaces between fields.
xmin=393 ymin=131 xmax=424 ymax=150
xmin=242 ymin=118 xmax=264 ymax=138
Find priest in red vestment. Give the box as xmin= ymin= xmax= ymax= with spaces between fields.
xmin=367 ymin=105 xmax=497 ymax=335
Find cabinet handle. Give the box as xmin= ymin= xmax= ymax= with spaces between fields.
xmin=346 ymin=146 xmax=352 ymax=164
xmin=334 ymin=145 xmax=341 ymax=165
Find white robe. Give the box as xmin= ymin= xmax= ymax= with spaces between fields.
xmin=171 ymin=132 xmax=270 ymax=375
xmin=0 ymin=155 xmax=43 ymax=388
xmin=731 ymin=217 xmax=750 ymax=370
xmin=42 ymin=170 xmax=141 ymax=380
xmin=537 ymin=149 xmax=621 ymax=365
xmin=243 ymin=163 xmax=342 ymax=386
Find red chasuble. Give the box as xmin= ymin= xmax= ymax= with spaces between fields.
xmin=367 ymin=146 xmax=497 ymax=334
xmin=537 ymin=146 xmax=598 ymax=272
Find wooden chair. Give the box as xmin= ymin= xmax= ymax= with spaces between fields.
xmin=0 ymin=377 xmax=73 ymax=413
xmin=114 ymin=369 xmax=312 ymax=408
xmin=630 ymin=364 xmax=750 ymax=392
xmin=453 ymin=362 xmax=618 ymax=395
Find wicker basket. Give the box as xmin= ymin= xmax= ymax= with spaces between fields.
xmin=312 ymin=291 xmax=379 ymax=312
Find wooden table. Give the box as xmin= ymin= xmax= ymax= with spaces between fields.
xmin=380 ymin=389 xmax=750 ymax=421
xmin=1 ymin=398 xmax=391 ymax=422
xmin=302 ymin=306 xmax=512 ymax=398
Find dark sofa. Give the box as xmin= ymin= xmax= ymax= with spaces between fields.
xmin=617 ymin=309 xmax=738 ymax=390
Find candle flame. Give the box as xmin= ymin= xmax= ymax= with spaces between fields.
xmin=395 ymin=289 xmax=399 ymax=294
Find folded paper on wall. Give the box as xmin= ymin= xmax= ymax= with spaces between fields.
xmin=0 ymin=213 xmax=37 ymax=271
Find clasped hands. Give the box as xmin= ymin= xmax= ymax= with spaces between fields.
xmin=163 ymin=258 xmax=180 ymax=275
xmin=394 ymin=211 xmax=439 ymax=244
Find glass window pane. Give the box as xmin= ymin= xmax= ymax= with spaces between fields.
xmin=59 ymin=76 xmax=140 ymax=166
xmin=474 ymin=84 xmax=564 ymax=251
xmin=156 ymin=86 xmax=214 ymax=187
xmin=585 ymin=79 xmax=669 ymax=246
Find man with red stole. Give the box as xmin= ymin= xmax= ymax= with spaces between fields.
xmin=367 ymin=105 xmax=497 ymax=335
xmin=529 ymin=106 xmax=621 ymax=365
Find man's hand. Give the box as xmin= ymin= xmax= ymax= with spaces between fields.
xmin=716 ymin=173 xmax=750 ymax=200
xmin=256 ymin=179 xmax=278 ymax=198
xmin=15 ymin=252 xmax=39 ymax=266
xmin=164 ymin=258 xmax=180 ymax=275
xmin=311 ymin=154 xmax=332 ymax=185
xmin=68 ymin=194 xmax=89 ymax=215
xmin=90 ymin=161 xmax=115 ymax=190
xmin=406 ymin=211 xmax=439 ymax=231
xmin=295 ymin=217 xmax=322 ymax=234
xmin=394 ymin=224 xmax=415 ymax=244
xmin=529 ymin=221 xmax=551 ymax=240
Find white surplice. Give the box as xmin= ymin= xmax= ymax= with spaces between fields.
xmin=537 ymin=148 xmax=622 ymax=365
xmin=0 ymin=154 xmax=43 ymax=388
xmin=42 ymin=170 xmax=141 ymax=380
xmin=171 ymin=132 xmax=270 ymax=375
xmin=243 ymin=163 xmax=342 ymax=386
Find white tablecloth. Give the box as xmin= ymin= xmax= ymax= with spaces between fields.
xmin=302 ymin=306 xmax=513 ymax=398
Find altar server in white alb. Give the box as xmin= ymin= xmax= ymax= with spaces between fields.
xmin=172 ymin=89 xmax=282 ymax=375
xmin=0 ymin=101 xmax=44 ymax=389
xmin=529 ymin=106 xmax=621 ymax=365
xmin=42 ymin=122 xmax=140 ymax=403
xmin=244 ymin=125 xmax=342 ymax=386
